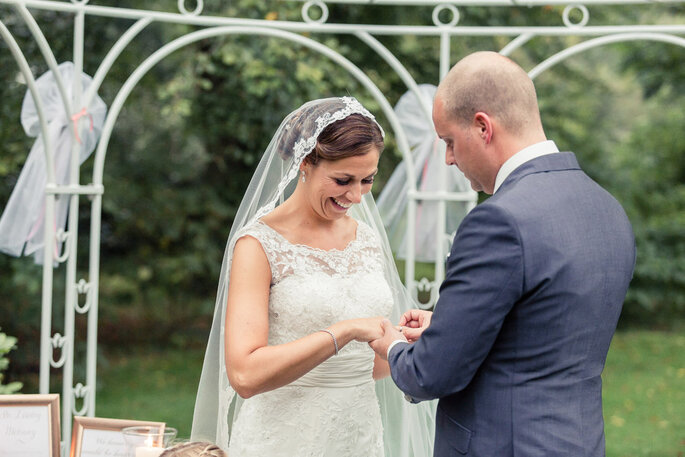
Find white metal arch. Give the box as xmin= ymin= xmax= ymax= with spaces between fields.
xmin=87 ymin=28 xmax=426 ymax=346
xmin=1 ymin=6 xmax=96 ymax=432
xmin=12 ymin=4 xmax=74 ymax=121
xmin=92 ymin=26 xmax=419 ymax=187
xmin=529 ymin=32 xmax=685 ymax=79
xmin=355 ymin=32 xmax=433 ymax=121
xmin=0 ymin=20 xmax=62 ymax=406
xmin=0 ymin=19 xmax=55 ymax=177
xmin=0 ymin=2 xmax=683 ymax=455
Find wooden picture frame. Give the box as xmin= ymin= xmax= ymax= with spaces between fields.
xmin=70 ymin=416 xmax=165 ymax=457
xmin=0 ymin=393 xmax=61 ymax=457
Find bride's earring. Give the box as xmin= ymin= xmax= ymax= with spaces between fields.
xmin=301 ymin=171 xmax=306 ymax=183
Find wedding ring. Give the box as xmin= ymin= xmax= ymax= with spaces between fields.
xmin=398 ymin=326 xmax=404 ymax=333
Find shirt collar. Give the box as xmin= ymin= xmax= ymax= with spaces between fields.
xmin=493 ymin=140 xmax=559 ymax=193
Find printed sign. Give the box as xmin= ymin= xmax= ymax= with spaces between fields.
xmin=70 ymin=417 xmax=165 ymax=457
xmin=0 ymin=394 xmax=60 ymax=457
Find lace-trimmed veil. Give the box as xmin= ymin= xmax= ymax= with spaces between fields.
xmin=191 ymin=97 xmax=435 ymax=456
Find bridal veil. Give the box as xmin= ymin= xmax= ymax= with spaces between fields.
xmin=191 ymin=97 xmax=435 ymax=456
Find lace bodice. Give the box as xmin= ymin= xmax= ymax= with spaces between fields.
xmin=227 ymin=219 xmax=393 ymax=456
xmin=236 ymin=220 xmax=393 ymax=350
xmin=242 ymin=219 xmax=390 ymax=282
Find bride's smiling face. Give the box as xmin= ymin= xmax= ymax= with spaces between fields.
xmin=302 ymin=148 xmax=380 ymax=220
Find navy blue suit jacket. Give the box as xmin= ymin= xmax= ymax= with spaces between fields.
xmin=389 ymin=152 xmax=635 ymax=456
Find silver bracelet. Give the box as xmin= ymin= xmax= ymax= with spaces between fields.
xmin=319 ymin=329 xmax=339 ymax=355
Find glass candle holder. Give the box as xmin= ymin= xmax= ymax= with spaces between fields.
xmin=122 ymin=425 xmax=177 ymax=457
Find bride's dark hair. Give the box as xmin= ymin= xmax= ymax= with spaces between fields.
xmin=306 ymin=113 xmax=385 ymax=165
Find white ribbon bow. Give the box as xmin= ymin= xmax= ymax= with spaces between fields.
xmin=0 ymin=62 xmax=107 ymax=265
xmin=376 ymin=84 xmax=471 ymax=261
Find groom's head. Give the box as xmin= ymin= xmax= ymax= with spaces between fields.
xmin=433 ymin=51 xmax=547 ymax=194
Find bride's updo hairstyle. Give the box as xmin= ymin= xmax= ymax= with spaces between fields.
xmin=305 ymin=113 xmax=385 ymax=166
xmin=276 ymin=99 xmax=384 ymax=164
xmin=159 ymin=441 xmax=227 ymax=457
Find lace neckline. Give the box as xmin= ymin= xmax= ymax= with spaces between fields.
xmin=256 ymin=219 xmax=361 ymax=253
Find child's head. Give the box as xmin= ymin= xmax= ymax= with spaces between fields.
xmin=159 ymin=441 xmax=227 ymax=457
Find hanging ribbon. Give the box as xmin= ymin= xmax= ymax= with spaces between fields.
xmin=70 ymin=107 xmax=94 ymax=144
xmin=0 ymin=62 xmax=107 ymax=265
xmin=376 ymin=84 xmax=471 ymax=261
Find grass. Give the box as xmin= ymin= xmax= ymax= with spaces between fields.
xmin=94 ymin=347 xmax=205 ymax=438
xmin=602 ymin=330 xmax=684 ymax=457
xmin=29 ymin=329 xmax=684 ymax=455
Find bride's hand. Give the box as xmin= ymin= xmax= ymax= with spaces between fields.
xmin=347 ymin=316 xmax=385 ymax=342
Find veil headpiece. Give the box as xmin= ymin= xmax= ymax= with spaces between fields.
xmin=191 ymin=97 xmax=434 ymax=456
xmin=250 ymin=96 xmax=383 ymax=223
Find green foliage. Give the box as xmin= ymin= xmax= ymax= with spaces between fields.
xmin=609 ymin=86 xmax=685 ymax=324
xmin=0 ymin=328 xmax=23 ymax=394
xmin=0 ymin=2 xmax=684 ymax=368
xmin=506 ymin=8 xmax=685 ymax=326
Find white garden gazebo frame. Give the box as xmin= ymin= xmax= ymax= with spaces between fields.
xmin=1 ymin=1 xmax=684 ymax=454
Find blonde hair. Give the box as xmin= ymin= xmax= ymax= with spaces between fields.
xmin=159 ymin=441 xmax=227 ymax=457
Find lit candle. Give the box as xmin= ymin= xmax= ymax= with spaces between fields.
xmin=135 ymin=436 xmax=164 ymax=457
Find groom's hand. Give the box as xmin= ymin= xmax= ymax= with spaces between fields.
xmin=369 ymin=319 xmax=407 ymax=361
xmin=399 ymin=309 xmax=433 ymax=342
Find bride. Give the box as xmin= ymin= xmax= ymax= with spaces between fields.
xmin=191 ymin=97 xmax=434 ymax=456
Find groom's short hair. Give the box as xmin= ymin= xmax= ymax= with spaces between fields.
xmin=437 ymin=51 xmax=543 ymax=135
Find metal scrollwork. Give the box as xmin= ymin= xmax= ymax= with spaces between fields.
xmin=72 ymin=383 xmax=90 ymax=416
xmin=302 ymin=0 xmax=329 ymax=24
xmin=562 ymin=4 xmax=590 ymax=28
xmin=178 ymin=0 xmax=204 ymax=16
xmin=55 ymin=228 xmax=70 ymax=263
xmin=49 ymin=333 xmax=67 ymax=368
xmin=74 ymin=278 xmax=92 ymax=314
xmin=432 ymin=4 xmax=460 ymax=28
xmin=413 ymin=277 xmax=439 ymax=309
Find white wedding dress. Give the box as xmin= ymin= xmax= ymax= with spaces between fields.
xmin=193 ymin=98 xmax=436 ymax=457
xmin=226 ymin=219 xmax=393 ymax=457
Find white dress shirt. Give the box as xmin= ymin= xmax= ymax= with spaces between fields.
xmin=387 ymin=339 xmax=408 ymax=359
xmin=493 ymin=140 xmax=559 ymax=193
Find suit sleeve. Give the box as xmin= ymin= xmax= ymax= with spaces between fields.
xmin=389 ymin=203 xmax=523 ymax=401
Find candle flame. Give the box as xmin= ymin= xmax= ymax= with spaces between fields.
xmin=145 ymin=436 xmax=155 ymax=447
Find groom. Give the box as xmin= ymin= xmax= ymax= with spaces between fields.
xmin=371 ymin=51 xmax=636 ymax=456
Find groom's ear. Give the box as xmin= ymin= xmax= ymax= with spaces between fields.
xmin=473 ymin=112 xmax=493 ymax=144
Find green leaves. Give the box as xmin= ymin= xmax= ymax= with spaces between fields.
xmin=0 ymin=329 xmax=22 ymax=394
xmin=0 ymin=1 xmax=683 ymax=358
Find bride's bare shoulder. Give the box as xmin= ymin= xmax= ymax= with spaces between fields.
xmin=232 ymin=234 xmax=269 ymax=275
